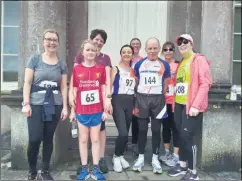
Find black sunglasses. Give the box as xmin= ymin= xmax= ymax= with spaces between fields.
xmin=163 ymin=48 xmax=174 ymax=52
xmin=177 ymin=38 xmax=189 ymax=46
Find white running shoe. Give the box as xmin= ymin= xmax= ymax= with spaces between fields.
xmin=120 ymin=156 xmax=130 ymax=169
xmin=152 ymin=158 xmax=163 ymax=174
xmin=112 ymin=155 xmax=123 ymax=173
xmin=133 ymin=155 xmax=144 ymax=172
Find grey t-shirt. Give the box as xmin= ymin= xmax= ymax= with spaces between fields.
xmin=26 ymin=54 xmax=68 ymax=105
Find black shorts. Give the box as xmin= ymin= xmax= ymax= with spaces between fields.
xmin=100 ymin=121 xmax=105 ymax=131
xmin=134 ymin=93 xmax=167 ymax=119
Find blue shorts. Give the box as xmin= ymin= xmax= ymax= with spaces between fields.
xmin=76 ymin=112 xmax=103 ymax=127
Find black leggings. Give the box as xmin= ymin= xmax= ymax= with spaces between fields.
xmin=131 ymin=115 xmax=139 ymax=144
xmin=174 ymin=103 xmax=203 ymax=170
xmin=138 ymin=117 xmax=162 ymax=154
xmin=112 ymin=94 xmax=134 ymax=156
xmin=27 ymin=105 xmax=61 ymax=174
xmin=162 ymin=104 xmax=179 ymax=147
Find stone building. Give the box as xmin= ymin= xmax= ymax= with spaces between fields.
xmin=1 ymin=1 xmax=241 ymax=172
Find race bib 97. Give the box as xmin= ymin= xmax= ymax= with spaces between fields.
xmin=80 ymin=90 xmax=100 ymax=105
xmin=175 ymin=83 xmax=188 ymax=96
xmin=140 ymin=73 xmax=161 ymax=87
xmin=122 ymin=77 xmax=135 ymax=90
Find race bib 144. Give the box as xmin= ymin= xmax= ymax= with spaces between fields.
xmin=140 ymin=73 xmax=161 ymax=87
xmin=80 ymin=90 xmax=100 ymax=105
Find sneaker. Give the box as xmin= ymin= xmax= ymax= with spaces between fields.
xmin=180 ymin=170 xmax=199 ymax=180
xmin=76 ymin=164 xmax=82 ymax=175
xmin=120 ymin=156 xmax=130 ymax=169
xmin=159 ymin=151 xmax=172 ymax=162
xmin=36 ymin=170 xmax=53 ymax=180
xmin=99 ymin=158 xmax=109 ymax=173
xmin=112 ymin=155 xmax=122 ymax=173
xmin=167 ymin=164 xmax=188 ymax=177
xmin=27 ymin=172 xmax=37 ymax=180
xmin=77 ymin=168 xmax=90 ymax=180
xmin=91 ymin=165 xmax=106 ymax=180
xmin=152 ymin=158 xmax=163 ymax=174
xmin=133 ymin=155 xmax=144 ymax=172
xmin=165 ymin=154 xmax=179 ymax=167
xmin=131 ymin=144 xmax=139 ymax=156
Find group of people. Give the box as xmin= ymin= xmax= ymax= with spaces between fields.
xmin=22 ymin=28 xmax=212 ymax=180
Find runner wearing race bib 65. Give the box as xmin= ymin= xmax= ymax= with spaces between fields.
xmin=167 ymin=34 xmax=212 ymax=180
xmin=111 ymin=45 xmax=135 ymax=173
xmin=70 ymin=40 xmax=108 ymax=180
xmin=132 ymin=37 xmax=170 ymax=174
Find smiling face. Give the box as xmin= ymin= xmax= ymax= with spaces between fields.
xmin=43 ymin=32 xmax=59 ymax=53
xmin=92 ymin=34 xmax=105 ymax=51
xmin=82 ymin=42 xmax=97 ymax=61
xmin=177 ymin=38 xmax=193 ymax=55
xmin=121 ymin=46 xmax=133 ymax=64
xmin=130 ymin=39 xmax=141 ymax=54
xmin=163 ymin=45 xmax=174 ymax=60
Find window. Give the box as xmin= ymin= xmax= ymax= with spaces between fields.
xmin=1 ymin=1 xmax=20 ymax=91
xmin=233 ymin=1 xmax=241 ymax=86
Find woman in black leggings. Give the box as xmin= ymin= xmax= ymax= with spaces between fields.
xmin=111 ymin=45 xmax=135 ymax=173
xmin=159 ymin=41 xmax=179 ymax=167
xmin=129 ymin=38 xmax=143 ymax=155
xmin=22 ymin=29 xmax=68 ymax=180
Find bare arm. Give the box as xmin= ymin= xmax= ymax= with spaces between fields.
xmin=110 ymin=66 xmax=117 ymax=89
xmin=61 ymin=74 xmax=68 ymax=109
xmin=23 ymin=68 xmax=34 ymax=103
xmin=68 ymin=74 xmax=75 ymax=106
xmin=105 ymin=66 xmax=111 ymax=97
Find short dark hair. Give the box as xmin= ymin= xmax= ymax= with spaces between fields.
xmin=90 ymin=29 xmax=108 ymax=44
xmin=162 ymin=41 xmax=175 ymax=52
xmin=130 ymin=38 xmax=141 ymax=46
xmin=120 ymin=44 xmax=134 ymax=55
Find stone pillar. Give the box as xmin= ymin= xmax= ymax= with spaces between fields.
xmin=18 ymin=1 xmax=67 ymax=89
xmin=66 ymin=1 xmax=88 ymax=79
xmin=12 ymin=1 xmax=67 ymax=169
xmin=200 ymin=1 xmax=234 ymax=84
xmin=167 ymin=1 xmax=202 ymax=61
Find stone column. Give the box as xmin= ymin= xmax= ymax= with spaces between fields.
xmin=12 ymin=1 xmax=67 ymax=169
xmin=66 ymin=1 xmax=88 ymax=79
xmin=167 ymin=1 xmax=202 ymax=61
xmin=200 ymin=1 xmax=234 ymax=84
xmin=18 ymin=1 xmax=67 ymax=89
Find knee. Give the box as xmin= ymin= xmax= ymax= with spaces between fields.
xmin=80 ymin=135 xmax=89 ymax=145
xmin=91 ymin=137 xmax=100 ymax=145
xmin=151 ymin=126 xmax=161 ymax=134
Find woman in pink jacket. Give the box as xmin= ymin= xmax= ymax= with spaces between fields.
xmin=167 ymin=34 xmax=212 ymax=180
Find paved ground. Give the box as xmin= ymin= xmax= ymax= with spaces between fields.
xmin=1 ymin=134 xmax=241 ymax=180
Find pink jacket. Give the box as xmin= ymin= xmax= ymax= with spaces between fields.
xmin=173 ymin=53 xmax=212 ymax=114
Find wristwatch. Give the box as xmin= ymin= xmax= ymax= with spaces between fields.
xmin=107 ymin=94 xmax=112 ymax=99
xmin=22 ymin=102 xmax=29 ymax=106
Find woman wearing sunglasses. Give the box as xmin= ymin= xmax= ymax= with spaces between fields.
xmin=159 ymin=41 xmax=180 ymax=167
xmin=167 ymin=34 xmax=212 ymax=180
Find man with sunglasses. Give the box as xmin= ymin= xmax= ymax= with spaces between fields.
xmin=167 ymin=34 xmax=212 ymax=180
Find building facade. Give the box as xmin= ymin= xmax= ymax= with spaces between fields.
xmin=1 ymin=1 xmax=241 ymax=172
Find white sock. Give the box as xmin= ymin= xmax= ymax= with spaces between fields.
xmin=152 ymin=154 xmax=158 ymax=161
xmin=173 ymin=153 xmax=179 ymax=158
xmin=191 ymin=169 xmax=197 ymax=174
xmin=180 ymin=161 xmax=187 ymax=168
xmin=138 ymin=154 xmax=144 ymax=160
xmin=165 ymin=149 xmax=169 ymax=153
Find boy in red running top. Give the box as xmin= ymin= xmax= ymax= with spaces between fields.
xmin=70 ymin=40 xmax=108 ymax=180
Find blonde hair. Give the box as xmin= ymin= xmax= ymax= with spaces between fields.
xmin=43 ymin=29 xmax=59 ymax=42
xmin=79 ymin=39 xmax=98 ymax=53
